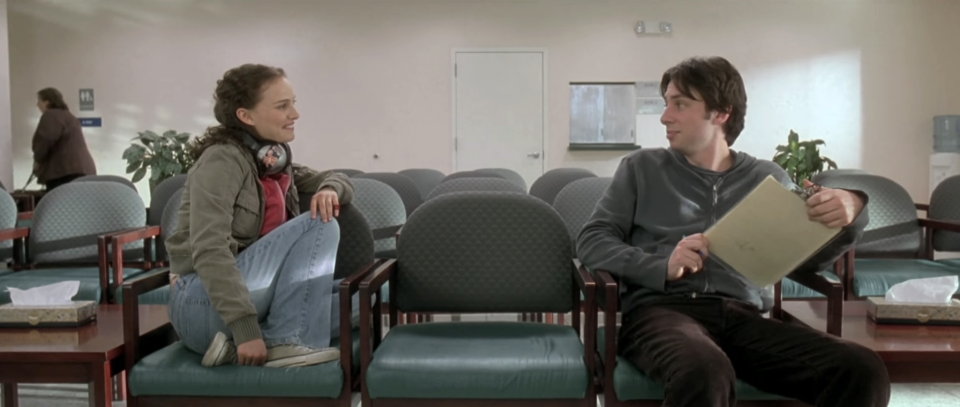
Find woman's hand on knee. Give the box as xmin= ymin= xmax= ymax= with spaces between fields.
xmin=311 ymin=187 xmax=340 ymax=223
xmin=237 ymin=339 xmax=268 ymax=366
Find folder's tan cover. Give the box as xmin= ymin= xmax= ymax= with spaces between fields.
xmin=704 ymin=175 xmax=841 ymax=287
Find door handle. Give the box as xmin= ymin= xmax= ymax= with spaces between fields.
xmin=527 ymin=152 xmax=541 ymax=159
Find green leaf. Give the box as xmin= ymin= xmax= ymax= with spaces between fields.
xmin=788 ymin=130 xmax=799 ymax=145
xmin=132 ymin=168 xmax=147 ymax=183
xmin=150 ymin=168 xmax=163 ymax=181
xmin=175 ymin=132 xmax=191 ymax=143
xmin=125 ymin=162 xmax=140 ymax=174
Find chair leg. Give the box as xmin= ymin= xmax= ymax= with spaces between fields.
xmin=113 ymin=373 xmax=127 ymax=401
xmin=2 ymin=383 xmax=18 ymax=407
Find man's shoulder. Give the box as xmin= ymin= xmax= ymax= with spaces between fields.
xmin=621 ymin=147 xmax=674 ymax=167
xmin=751 ymin=158 xmax=786 ymax=175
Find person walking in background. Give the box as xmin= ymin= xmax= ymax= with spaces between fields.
xmin=31 ymin=87 xmax=97 ymax=191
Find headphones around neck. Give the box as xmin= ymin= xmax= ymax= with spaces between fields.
xmin=236 ymin=130 xmax=292 ymax=176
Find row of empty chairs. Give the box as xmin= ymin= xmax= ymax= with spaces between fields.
xmin=4 ymin=165 xmax=960 ymax=406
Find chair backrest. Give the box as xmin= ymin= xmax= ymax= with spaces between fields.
xmin=349 ymin=178 xmax=406 ymax=256
xmin=396 ymin=192 xmax=573 ymax=314
xmin=529 ymin=168 xmax=597 ymax=205
xmin=398 ymin=168 xmax=446 ymax=200
xmin=426 ymin=177 xmax=526 ymax=201
xmin=30 ymin=182 xmax=146 ymax=263
xmin=478 ymin=168 xmax=527 ymax=191
xmin=811 ymin=168 xmax=870 ymax=184
xmin=553 ymin=177 xmax=613 ymax=252
xmin=0 ymin=190 xmax=15 ymax=252
xmin=73 ymin=175 xmax=138 ymax=191
xmin=439 ymin=170 xmax=505 ymax=185
xmin=159 ymin=189 xmax=184 ymax=262
xmin=334 ymin=169 xmax=365 ymax=177
xmin=332 ymin=204 xmax=375 ymax=280
xmin=929 ymin=174 xmax=960 ymax=252
xmin=352 ymin=172 xmax=424 ymax=217
xmin=149 ymin=175 xmax=187 ymax=225
xmin=819 ymin=174 xmax=921 ymax=257
xmin=149 ymin=174 xmax=187 ymax=260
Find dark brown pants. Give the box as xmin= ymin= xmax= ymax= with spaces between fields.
xmin=619 ymin=295 xmax=890 ymax=407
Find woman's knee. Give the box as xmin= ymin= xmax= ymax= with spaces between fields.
xmin=292 ymin=211 xmax=340 ymax=233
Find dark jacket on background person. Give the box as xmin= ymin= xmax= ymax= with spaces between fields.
xmin=31 ymin=109 xmax=97 ymax=184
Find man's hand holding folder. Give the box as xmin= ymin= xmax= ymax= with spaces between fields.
xmin=677 ymin=176 xmax=866 ymax=287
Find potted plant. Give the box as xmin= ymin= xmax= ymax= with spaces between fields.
xmin=772 ymin=130 xmax=838 ymax=185
xmin=122 ymin=130 xmax=196 ymax=193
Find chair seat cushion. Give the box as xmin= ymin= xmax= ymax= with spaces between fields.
xmin=781 ymin=270 xmax=840 ymax=299
xmin=853 ymin=259 xmax=960 ymax=297
xmin=6 ymin=266 xmax=144 ymax=281
xmin=0 ymin=271 xmax=103 ymax=304
xmin=130 ymin=329 xmax=360 ymax=398
xmin=366 ymin=322 xmax=589 ymax=399
xmin=598 ymin=326 xmax=789 ymax=401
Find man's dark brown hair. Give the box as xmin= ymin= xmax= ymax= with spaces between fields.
xmin=660 ymin=56 xmax=747 ymax=146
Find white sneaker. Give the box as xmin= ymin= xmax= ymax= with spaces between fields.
xmin=263 ymin=345 xmax=340 ymax=368
xmin=201 ymin=332 xmax=237 ymax=367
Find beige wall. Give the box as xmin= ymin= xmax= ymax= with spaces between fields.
xmin=0 ymin=0 xmax=11 ymax=190
xmin=7 ymin=0 xmax=960 ymax=204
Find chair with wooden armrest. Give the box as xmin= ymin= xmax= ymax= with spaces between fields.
xmin=0 ymin=182 xmax=149 ymax=305
xmin=121 ymin=203 xmax=377 ymax=407
xmin=592 ymin=268 xmax=842 ymax=407
xmin=359 ymin=192 xmax=598 ymax=407
xmin=821 ymin=173 xmax=960 ymax=300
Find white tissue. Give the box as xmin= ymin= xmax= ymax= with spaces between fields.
xmin=7 ymin=281 xmax=80 ymax=306
xmin=884 ymin=276 xmax=959 ymax=304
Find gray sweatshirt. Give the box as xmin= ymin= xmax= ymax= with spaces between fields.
xmin=577 ymin=148 xmax=868 ymax=314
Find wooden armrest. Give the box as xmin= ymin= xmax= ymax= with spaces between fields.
xmin=338 ymin=259 xmax=381 ymax=381
xmin=783 ymin=272 xmax=843 ymax=336
xmin=360 ymin=259 xmax=397 ymax=383
xmin=16 ymin=212 xmax=32 ymax=221
xmin=574 ymin=262 xmax=597 ymax=385
xmin=111 ymin=225 xmax=162 ymax=246
xmin=919 ymin=218 xmax=960 ymax=233
xmin=595 ymin=270 xmax=619 ymax=316
xmin=0 ymin=227 xmax=29 ymax=241
xmin=360 ymin=259 xmax=395 ymax=296
xmin=122 ymin=268 xmax=171 ymax=383
xmin=916 ymin=203 xmax=930 ymax=211
xmin=0 ymin=227 xmax=30 ymax=267
xmin=595 ymin=270 xmax=620 ymax=393
xmin=574 ymin=260 xmax=596 ymax=295
xmin=101 ymin=226 xmax=162 ymax=301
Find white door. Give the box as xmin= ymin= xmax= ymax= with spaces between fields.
xmin=454 ymin=51 xmax=544 ymax=188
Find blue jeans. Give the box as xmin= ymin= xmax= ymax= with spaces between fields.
xmin=169 ymin=212 xmax=343 ymax=355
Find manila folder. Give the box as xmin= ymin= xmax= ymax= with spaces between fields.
xmin=703 ymin=175 xmax=841 ymax=287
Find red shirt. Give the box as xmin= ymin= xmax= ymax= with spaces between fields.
xmin=258 ymin=173 xmax=291 ymax=236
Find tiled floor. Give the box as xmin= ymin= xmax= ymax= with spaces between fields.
xmin=3 ymin=383 xmax=960 ymax=406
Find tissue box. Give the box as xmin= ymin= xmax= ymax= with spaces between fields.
xmin=0 ymin=301 xmax=97 ymax=328
xmin=867 ymin=297 xmax=960 ymax=326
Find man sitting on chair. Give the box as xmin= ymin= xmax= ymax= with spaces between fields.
xmin=577 ymin=56 xmax=890 ymax=407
